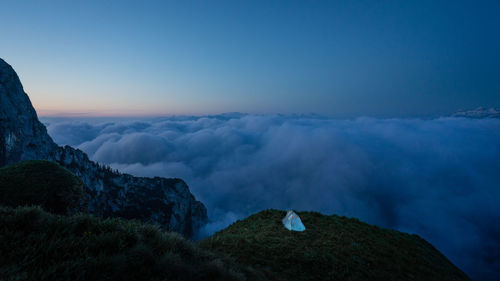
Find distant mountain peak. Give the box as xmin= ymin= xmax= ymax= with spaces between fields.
xmin=452 ymin=107 xmax=500 ymax=118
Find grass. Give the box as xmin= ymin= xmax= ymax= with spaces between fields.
xmin=0 ymin=161 xmax=471 ymax=280
xmin=0 ymin=206 xmax=264 ymax=281
xmin=0 ymin=160 xmax=85 ymax=214
xmin=199 ymin=209 xmax=472 ymax=281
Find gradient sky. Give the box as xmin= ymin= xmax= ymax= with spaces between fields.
xmin=1 ymin=0 xmax=499 ymax=117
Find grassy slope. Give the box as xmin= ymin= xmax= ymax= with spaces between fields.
xmin=199 ymin=210 xmax=471 ymax=281
xmin=0 ymin=160 xmax=84 ymax=214
xmin=0 ymin=206 xmax=264 ymax=281
xmin=0 ymin=161 xmax=263 ymax=281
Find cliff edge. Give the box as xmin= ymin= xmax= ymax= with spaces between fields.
xmin=0 ymin=58 xmax=207 ymax=236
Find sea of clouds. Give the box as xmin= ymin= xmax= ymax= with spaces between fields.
xmin=42 ymin=114 xmax=500 ymax=280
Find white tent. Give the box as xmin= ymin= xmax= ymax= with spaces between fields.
xmin=282 ymin=210 xmax=306 ymax=231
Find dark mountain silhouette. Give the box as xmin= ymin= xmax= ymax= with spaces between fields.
xmin=0 ymin=58 xmax=206 ymax=236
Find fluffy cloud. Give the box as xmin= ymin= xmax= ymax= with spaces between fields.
xmin=42 ymin=115 xmax=500 ymax=280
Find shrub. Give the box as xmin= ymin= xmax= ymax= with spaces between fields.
xmin=0 ymin=160 xmax=85 ymax=214
xmin=0 ymin=206 xmax=264 ymax=281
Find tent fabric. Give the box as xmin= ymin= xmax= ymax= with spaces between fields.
xmin=282 ymin=210 xmax=306 ymax=231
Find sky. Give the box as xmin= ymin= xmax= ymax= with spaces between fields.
xmin=2 ymin=1 xmax=500 ymax=279
xmin=1 ymin=0 xmax=499 ymax=117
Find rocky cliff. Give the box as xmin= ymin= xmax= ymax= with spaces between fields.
xmin=0 ymin=58 xmax=207 ymax=236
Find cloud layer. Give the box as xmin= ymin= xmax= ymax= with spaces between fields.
xmin=43 ymin=115 xmax=500 ymax=280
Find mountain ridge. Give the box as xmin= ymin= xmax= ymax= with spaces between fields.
xmin=451 ymin=107 xmax=500 ymax=118
xmin=0 ymin=58 xmax=207 ymax=236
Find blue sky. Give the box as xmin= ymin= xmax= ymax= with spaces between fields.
xmin=1 ymin=0 xmax=499 ymax=117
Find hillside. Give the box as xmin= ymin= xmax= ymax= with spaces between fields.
xmin=199 ymin=210 xmax=471 ymax=281
xmin=0 ymin=158 xmax=471 ymax=280
xmin=0 ymin=200 xmax=471 ymax=280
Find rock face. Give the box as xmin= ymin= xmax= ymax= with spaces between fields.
xmin=0 ymin=58 xmax=207 ymax=236
xmin=0 ymin=60 xmax=58 ymax=165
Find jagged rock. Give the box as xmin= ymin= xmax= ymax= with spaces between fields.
xmin=0 ymin=61 xmax=58 ymax=165
xmin=0 ymin=58 xmax=207 ymax=236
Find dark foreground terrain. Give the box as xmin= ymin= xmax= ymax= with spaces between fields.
xmin=0 ymin=161 xmax=471 ymax=281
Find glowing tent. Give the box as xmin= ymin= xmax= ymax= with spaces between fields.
xmin=282 ymin=210 xmax=306 ymax=231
